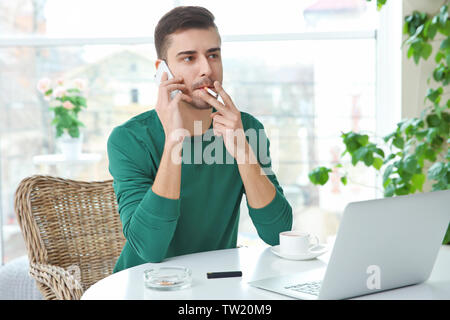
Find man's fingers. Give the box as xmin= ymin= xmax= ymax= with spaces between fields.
xmin=213 ymin=122 xmax=225 ymax=136
xmin=181 ymin=93 xmax=193 ymax=103
xmin=214 ymin=81 xmax=239 ymax=112
xmin=166 ymin=83 xmax=188 ymax=93
xmin=171 ymin=91 xmax=183 ymax=104
xmin=161 ymin=75 xmax=184 ymax=87
xmin=199 ymin=89 xmax=232 ymax=117
xmin=212 ymin=114 xmax=234 ymax=128
xmin=171 ymin=91 xmax=193 ymax=104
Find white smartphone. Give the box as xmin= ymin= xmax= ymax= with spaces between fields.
xmin=154 ymin=60 xmax=181 ymax=99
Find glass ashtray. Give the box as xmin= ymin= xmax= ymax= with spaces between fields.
xmin=143 ymin=266 xmax=192 ymax=291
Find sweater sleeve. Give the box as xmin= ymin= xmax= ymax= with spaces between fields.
xmin=107 ymin=126 xmax=180 ymax=263
xmin=244 ymin=118 xmax=293 ymax=246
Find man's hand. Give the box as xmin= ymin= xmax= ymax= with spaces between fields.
xmin=199 ymin=81 xmax=276 ymax=208
xmin=155 ymin=72 xmax=193 ymax=146
xmin=153 ymin=72 xmax=193 ymax=199
xmin=198 ymin=81 xmax=248 ymax=162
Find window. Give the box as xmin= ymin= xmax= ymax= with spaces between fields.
xmin=131 ymin=88 xmax=139 ymax=104
xmin=0 ymin=0 xmax=387 ymax=264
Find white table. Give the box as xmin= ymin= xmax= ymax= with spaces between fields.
xmin=33 ymin=153 xmax=101 ymax=179
xmin=81 ymin=245 xmax=450 ymax=300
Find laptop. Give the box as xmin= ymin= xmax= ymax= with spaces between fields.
xmin=248 ymin=190 xmax=450 ymax=300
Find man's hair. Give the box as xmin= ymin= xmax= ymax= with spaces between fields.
xmin=154 ymin=6 xmax=220 ymax=61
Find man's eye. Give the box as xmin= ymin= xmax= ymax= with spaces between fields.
xmin=209 ymin=54 xmax=219 ymax=59
xmin=183 ymin=56 xmax=193 ymax=62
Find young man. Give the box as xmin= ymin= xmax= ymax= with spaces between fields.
xmin=108 ymin=6 xmax=292 ymax=273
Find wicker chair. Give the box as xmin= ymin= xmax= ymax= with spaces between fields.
xmin=14 ymin=175 xmax=126 ymax=300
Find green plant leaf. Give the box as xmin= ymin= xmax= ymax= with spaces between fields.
xmin=366 ymin=0 xmax=387 ymax=11
xmin=395 ymin=184 xmax=410 ymax=196
xmin=443 ymin=223 xmax=450 ymax=245
xmin=383 ymin=164 xmax=394 ymax=184
xmin=428 ymin=20 xmax=438 ymax=39
xmin=393 ymin=136 xmax=405 ymax=149
xmin=56 ymin=125 xmax=63 ymax=138
xmin=383 ymin=177 xmax=391 ymax=189
xmin=384 ymin=182 xmax=395 ymax=197
xmin=342 ymin=132 xmax=360 ymax=153
xmin=421 ymin=42 xmax=433 ymax=60
xmin=407 ymin=45 xmax=414 ymax=58
xmin=308 ymin=167 xmax=332 ymax=186
xmin=415 ymin=141 xmax=427 ymax=156
xmin=440 ymin=19 xmax=450 ymax=36
xmin=411 ymin=39 xmax=424 ymax=64
xmin=428 ymin=162 xmax=446 ymax=180
xmin=425 ymin=127 xmax=439 ymax=143
xmin=356 ymin=134 xmax=369 ymax=146
xmin=374 ymin=148 xmax=385 ymax=157
xmin=352 ymin=147 xmax=367 ymax=165
xmin=433 ymin=64 xmax=446 ymax=82
xmin=426 ymin=87 xmax=443 ymax=103
xmin=66 ymin=88 xmax=81 ymax=94
xmin=440 ymin=37 xmax=450 ymax=50
xmin=341 ymin=176 xmax=348 ymax=185
xmin=432 ymin=179 xmax=449 ymax=191
xmin=435 ymin=50 xmax=445 ymax=63
xmin=373 ymin=157 xmax=383 ymax=170
xmin=377 ymin=0 xmax=387 ymax=11
xmin=424 ymin=147 xmax=437 ymax=161
xmin=403 ymin=21 xmax=409 ymax=35
xmin=415 ymin=129 xmax=428 ymax=140
xmin=431 ymin=135 xmax=444 ymax=148
xmin=439 ymin=5 xmax=449 ymax=27
xmin=363 ymin=152 xmax=374 ymax=166
xmin=68 ymin=126 xmax=80 ymax=138
xmin=403 ymin=155 xmax=417 ymax=173
xmin=397 ymin=161 xmax=413 ymax=182
xmin=411 ymin=173 xmax=426 ymax=192
xmin=383 ymin=132 xmax=396 ymax=143
xmin=384 ymin=153 xmax=396 ymax=164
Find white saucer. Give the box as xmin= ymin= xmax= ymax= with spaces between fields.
xmin=271 ymin=244 xmax=328 ymax=261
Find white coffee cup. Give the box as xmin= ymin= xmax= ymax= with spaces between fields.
xmin=279 ymin=231 xmax=320 ymax=255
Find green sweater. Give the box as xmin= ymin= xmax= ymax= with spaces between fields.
xmin=107 ymin=108 xmax=293 ymax=273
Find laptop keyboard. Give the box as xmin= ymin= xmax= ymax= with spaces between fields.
xmin=284 ymin=281 xmax=322 ymax=296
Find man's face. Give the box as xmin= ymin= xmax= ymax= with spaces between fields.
xmin=162 ymin=27 xmax=223 ymax=110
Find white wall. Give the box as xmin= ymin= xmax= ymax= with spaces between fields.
xmin=377 ymin=0 xmax=402 ymax=137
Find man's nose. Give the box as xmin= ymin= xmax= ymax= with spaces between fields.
xmin=199 ymin=56 xmax=213 ymax=78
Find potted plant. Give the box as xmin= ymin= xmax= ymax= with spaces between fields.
xmin=309 ymin=1 xmax=450 ymax=244
xmin=37 ymin=77 xmax=88 ymax=159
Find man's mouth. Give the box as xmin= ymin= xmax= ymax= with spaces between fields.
xmin=196 ymin=86 xmax=214 ymax=90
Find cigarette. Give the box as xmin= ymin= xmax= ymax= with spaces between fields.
xmin=204 ymin=86 xmax=218 ymax=98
